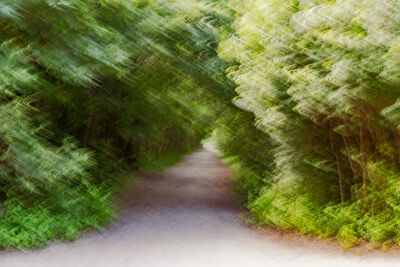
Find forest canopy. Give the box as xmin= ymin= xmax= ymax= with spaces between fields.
xmin=218 ymin=0 xmax=400 ymax=249
xmin=0 ymin=0 xmax=234 ymax=248
xmin=1 ymin=0 xmax=400 ymax=249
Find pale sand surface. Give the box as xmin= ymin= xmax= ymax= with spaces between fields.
xmin=1 ymin=145 xmax=400 ymax=267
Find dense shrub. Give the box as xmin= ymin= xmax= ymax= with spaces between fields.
xmin=214 ymin=109 xmax=274 ymax=202
xmin=0 ymin=0 xmax=233 ymax=248
xmin=6 ymin=0 xmax=400 ymax=250
xmin=218 ymin=0 xmax=400 ymax=248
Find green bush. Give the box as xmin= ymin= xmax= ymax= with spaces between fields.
xmin=0 ymin=0 xmax=234 ymax=248
xmin=218 ymin=0 xmax=400 ymax=248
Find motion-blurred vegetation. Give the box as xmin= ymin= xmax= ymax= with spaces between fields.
xmin=217 ymin=0 xmax=400 ymax=249
xmin=0 ymin=0 xmax=234 ymax=248
xmin=3 ymin=0 xmax=400 ymax=250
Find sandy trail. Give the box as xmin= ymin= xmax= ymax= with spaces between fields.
xmin=0 ymin=145 xmax=399 ymax=267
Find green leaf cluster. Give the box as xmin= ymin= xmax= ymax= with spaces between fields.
xmin=217 ymin=0 xmax=400 ymax=248
xmin=0 ymin=0 xmax=234 ymax=248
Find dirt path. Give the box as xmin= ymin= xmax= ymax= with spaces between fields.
xmin=0 ymin=145 xmax=399 ymax=267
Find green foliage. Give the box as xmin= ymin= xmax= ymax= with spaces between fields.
xmin=0 ymin=0 xmax=234 ymax=248
xmin=218 ymin=0 xmax=400 ymax=248
xmin=7 ymin=0 xmax=400 ymax=251
xmin=214 ymin=109 xmax=274 ymax=202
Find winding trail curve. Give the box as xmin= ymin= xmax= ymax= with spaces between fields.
xmin=0 ymin=145 xmax=400 ymax=266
